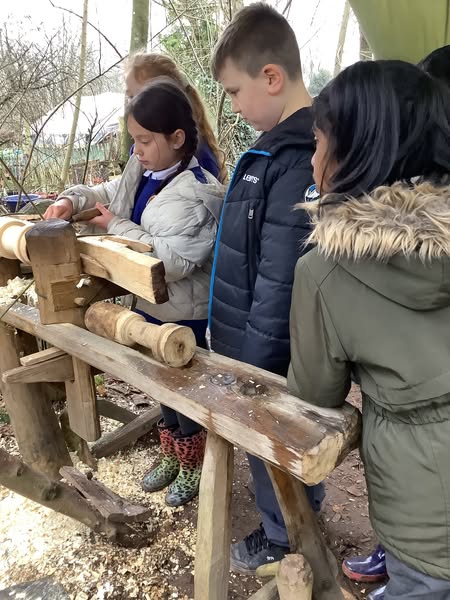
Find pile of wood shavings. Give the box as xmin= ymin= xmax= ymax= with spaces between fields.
xmin=0 ymin=446 xmax=195 ymax=600
xmin=0 ymin=276 xmax=37 ymax=306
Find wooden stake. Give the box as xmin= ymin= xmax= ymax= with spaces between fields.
xmin=194 ymin=433 xmax=234 ymax=600
xmin=65 ymin=357 xmax=100 ymax=441
xmin=276 ymin=555 xmax=313 ymax=600
xmin=0 ymin=322 xmax=72 ymax=478
xmin=60 ymin=409 xmax=97 ymax=470
xmin=25 ymin=219 xmax=84 ymax=326
xmin=248 ymin=579 xmax=279 ymax=600
xmin=267 ymin=466 xmax=344 ymax=600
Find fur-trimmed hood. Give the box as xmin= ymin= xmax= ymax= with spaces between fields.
xmin=302 ymin=183 xmax=450 ymax=310
xmin=302 ymin=182 xmax=450 ymax=262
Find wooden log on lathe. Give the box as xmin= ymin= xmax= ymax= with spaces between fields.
xmin=0 ymin=217 xmax=33 ymax=264
xmin=1 ymin=219 xmax=168 ymax=310
xmin=85 ymin=302 xmax=196 ymax=367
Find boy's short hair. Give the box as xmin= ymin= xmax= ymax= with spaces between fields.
xmin=212 ymin=3 xmax=302 ymax=81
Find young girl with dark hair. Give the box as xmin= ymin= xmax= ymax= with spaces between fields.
xmin=343 ymin=46 xmax=450 ymax=591
xmin=45 ymin=79 xmax=225 ymax=507
xmin=289 ymin=60 xmax=450 ymax=600
xmin=125 ymin=53 xmax=228 ymax=183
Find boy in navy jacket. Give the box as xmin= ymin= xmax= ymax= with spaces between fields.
xmin=208 ymin=2 xmax=325 ymax=573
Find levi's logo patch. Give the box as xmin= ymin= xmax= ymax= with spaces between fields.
xmin=243 ymin=173 xmax=259 ymax=184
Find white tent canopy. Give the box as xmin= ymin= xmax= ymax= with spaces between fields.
xmin=36 ymin=92 xmax=124 ymax=146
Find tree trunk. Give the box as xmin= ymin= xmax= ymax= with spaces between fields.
xmin=120 ymin=0 xmax=150 ymax=163
xmin=334 ymin=0 xmax=350 ymax=76
xmin=58 ymin=0 xmax=89 ymax=192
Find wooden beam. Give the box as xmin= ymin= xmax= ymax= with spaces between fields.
xmin=60 ymin=466 xmax=151 ymax=523
xmin=92 ymin=235 xmax=152 ymax=254
xmin=14 ymin=332 xmax=67 ymax=404
xmin=3 ymin=354 xmax=74 ymax=383
xmin=20 ymin=346 xmax=66 ymax=366
xmin=78 ymin=236 xmax=168 ymax=305
xmin=25 ymin=219 xmax=85 ymax=326
xmin=71 ymin=277 xmax=128 ymax=307
xmin=267 ymin=466 xmax=343 ymax=600
xmin=65 ymin=358 xmax=100 ymax=442
xmin=96 ymin=398 xmax=138 ymax=424
xmin=3 ymin=304 xmax=361 ymax=484
xmin=0 ymin=322 xmax=72 ymax=478
xmin=91 ymin=405 xmax=160 ymax=458
xmin=194 ymin=433 xmax=234 ymax=600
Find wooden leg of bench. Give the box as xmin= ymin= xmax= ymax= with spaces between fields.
xmin=96 ymin=398 xmax=138 ymax=424
xmin=91 ymin=405 xmax=160 ymax=458
xmin=267 ymin=465 xmax=343 ymax=600
xmin=0 ymin=323 xmax=72 ymax=479
xmin=194 ymin=432 xmax=234 ymax=600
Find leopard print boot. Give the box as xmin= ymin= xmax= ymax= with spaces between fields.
xmin=141 ymin=419 xmax=180 ymax=492
xmin=165 ymin=429 xmax=206 ymax=507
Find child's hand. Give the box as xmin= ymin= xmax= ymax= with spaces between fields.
xmin=44 ymin=198 xmax=73 ymax=220
xmin=88 ymin=202 xmax=115 ymax=230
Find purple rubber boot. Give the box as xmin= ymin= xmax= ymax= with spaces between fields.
xmin=342 ymin=545 xmax=387 ymax=583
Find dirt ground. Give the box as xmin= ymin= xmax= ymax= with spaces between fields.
xmin=0 ymin=380 xmax=383 ymax=600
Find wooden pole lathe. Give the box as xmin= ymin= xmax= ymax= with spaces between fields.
xmin=0 ymin=321 xmax=72 ymax=478
xmin=25 ymin=219 xmax=100 ymax=441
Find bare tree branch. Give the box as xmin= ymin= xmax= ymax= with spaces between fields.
xmin=20 ymin=56 xmax=126 ymax=188
xmin=48 ymin=0 xmax=123 ymax=59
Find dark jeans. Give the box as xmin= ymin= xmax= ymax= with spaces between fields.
xmin=160 ymin=404 xmax=202 ymax=436
xmin=247 ymin=454 xmax=325 ymax=547
xmin=385 ymin=552 xmax=450 ymax=599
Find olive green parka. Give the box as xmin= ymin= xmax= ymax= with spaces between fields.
xmin=288 ymin=183 xmax=450 ymax=579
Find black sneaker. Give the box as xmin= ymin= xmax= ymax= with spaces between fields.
xmin=230 ymin=524 xmax=289 ymax=574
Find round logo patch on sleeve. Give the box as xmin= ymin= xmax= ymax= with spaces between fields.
xmin=304 ymin=184 xmax=320 ymax=202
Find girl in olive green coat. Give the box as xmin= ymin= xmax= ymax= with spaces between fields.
xmin=288 ymin=60 xmax=450 ymax=600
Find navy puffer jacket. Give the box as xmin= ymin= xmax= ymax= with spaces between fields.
xmin=208 ymin=108 xmax=315 ymax=376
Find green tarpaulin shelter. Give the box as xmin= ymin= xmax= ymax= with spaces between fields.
xmin=350 ymin=0 xmax=450 ymax=63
